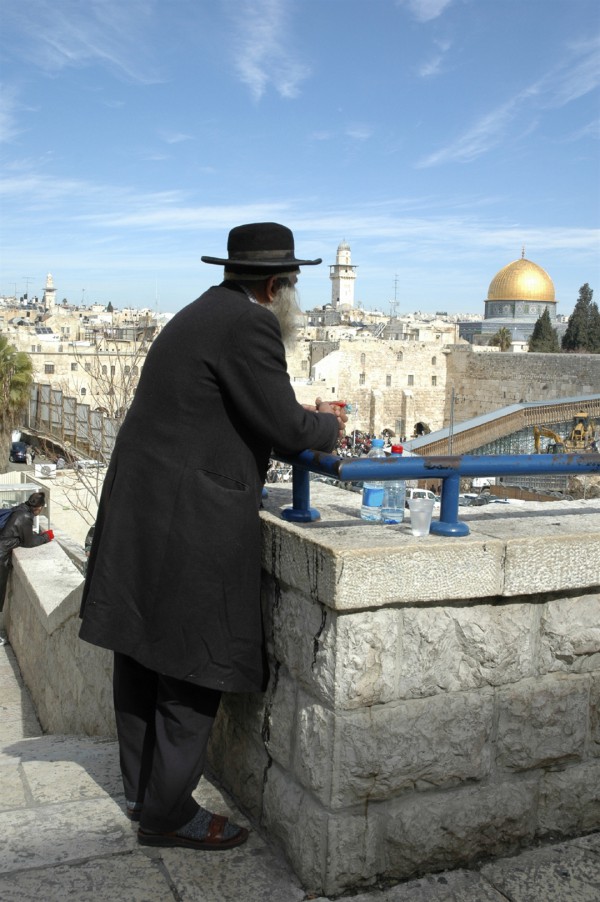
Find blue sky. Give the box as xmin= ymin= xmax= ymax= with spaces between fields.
xmin=1 ymin=0 xmax=599 ymax=316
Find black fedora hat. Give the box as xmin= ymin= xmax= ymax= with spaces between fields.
xmin=201 ymin=222 xmax=322 ymax=272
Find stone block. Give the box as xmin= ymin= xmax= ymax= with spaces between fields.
xmin=495 ymin=673 xmax=589 ymax=771
xmin=262 ymin=762 xmax=380 ymax=897
xmin=294 ymin=690 xmax=494 ymax=808
xmin=384 ymin=779 xmax=537 ymax=880
xmin=396 ymin=601 xmax=537 ymax=698
xmin=265 ymin=666 xmax=298 ymax=771
xmin=537 ymin=760 xmax=600 ymax=837
xmin=207 ymin=691 xmax=269 ymax=821
xmin=271 ymin=587 xmax=402 ymax=709
xmin=539 ymin=592 xmax=600 ymax=674
xmin=503 ymin=533 xmax=600 ymax=597
xmin=260 ymin=494 xmax=506 ymax=608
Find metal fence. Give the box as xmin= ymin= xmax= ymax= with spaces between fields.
xmin=272 ymin=450 xmax=600 ymax=537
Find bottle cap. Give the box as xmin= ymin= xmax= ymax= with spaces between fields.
xmin=372 ymin=438 xmax=384 ymax=447
xmin=391 ymin=444 xmax=403 ymax=454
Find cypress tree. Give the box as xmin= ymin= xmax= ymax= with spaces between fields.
xmin=562 ymin=283 xmax=595 ymax=352
xmin=528 ymin=308 xmax=560 ymax=352
xmin=587 ymin=301 xmax=600 ymax=353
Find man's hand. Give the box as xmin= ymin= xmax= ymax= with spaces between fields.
xmin=315 ymin=397 xmax=348 ymax=438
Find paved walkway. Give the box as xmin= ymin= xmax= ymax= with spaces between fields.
xmin=1 ymin=631 xmax=599 ymax=901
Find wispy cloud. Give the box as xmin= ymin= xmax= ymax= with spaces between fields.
xmin=345 ymin=123 xmax=373 ymax=141
xmin=159 ymin=131 xmax=193 ymax=145
xmin=418 ymin=39 xmax=452 ymax=78
xmin=543 ymin=36 xmax=600 ymax=107
xmin=396 ymin=0 xmax=454 ymax=23
xmin=224 ymin=0 xmax=311 ymax=100
xmin=0 ymin=85 xmax=23 ymax=144
xmin=3 ymin=0 xmax=162 ymax=84
xmin=418 ymin=36 xmax=600 ymax=166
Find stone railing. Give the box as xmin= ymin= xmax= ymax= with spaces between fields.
xmin=4 ymin=486 xmax=600 ymax=896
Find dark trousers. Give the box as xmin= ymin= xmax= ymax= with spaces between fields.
xmin=113 ymin=652 xmax=221 ymax=833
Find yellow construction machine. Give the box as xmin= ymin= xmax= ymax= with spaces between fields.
xmin=533 ymin=412 xmax=597 ymax=454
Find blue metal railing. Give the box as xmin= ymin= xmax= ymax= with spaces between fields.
xmin=271 ymin=450 xmax=600 ymax=536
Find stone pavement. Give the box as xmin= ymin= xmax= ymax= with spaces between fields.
xmin=1 ymin=632 xmax=599 ymax=902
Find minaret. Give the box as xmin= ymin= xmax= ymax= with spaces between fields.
xmin=329 ymin=240 xmax=357 ymax=308
xmin=42 ymin=273 xmax=56 ymax=311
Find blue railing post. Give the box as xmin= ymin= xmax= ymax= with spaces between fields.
xmin=281 ymin=466 xmax=321 ymax=522
xmin=432 ymin=473 xmax=469 ymax=536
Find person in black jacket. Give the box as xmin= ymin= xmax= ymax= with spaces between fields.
xmin=79 ymin=222 xmax=346 ymax=850
xmin=0 ymin=492 xmax=54 ymax=626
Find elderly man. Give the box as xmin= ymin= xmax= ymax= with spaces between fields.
xmin=79 ymin=223 xmax=345 ymax=850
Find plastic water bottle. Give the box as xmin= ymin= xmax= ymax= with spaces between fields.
xmin=381 ymin=444 xmax=406 ymax=523
xmin=360 ymin=438 xmax=386 ymax=521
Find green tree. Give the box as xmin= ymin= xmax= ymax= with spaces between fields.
xmin=562 ymin=283 xmax=598 ymax=352
xmin=488 ymin=327 xmax=512 ymax=351
xmin=587 ymin=301 xmax=600 ymax=353
xmin=0 ymin=336 xmax=33 ymax=460
xmin=528 ymin=308 xmax=560 ymax=352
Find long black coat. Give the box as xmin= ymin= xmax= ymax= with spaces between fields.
xmin=79 ymin=283 xmax=338 ymax=692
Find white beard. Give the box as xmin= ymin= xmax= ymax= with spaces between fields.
xmin=270 ymin=285 xmax=301 ymax=348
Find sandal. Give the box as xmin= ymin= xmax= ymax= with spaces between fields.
xmin=138 ymin=813 xmax=248 ymax=851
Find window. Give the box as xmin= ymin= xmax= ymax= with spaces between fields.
xmin=386 ymin=374 xmax=391 ymax=386
xmin=359 ymin=373 xmax=366 ymax=385
xmin=80 ymin=387 xmax=86 ymax=396
xmin=71 ymin=362 xmax=77 ymax=371
xmin=85 ymin=363 xmax=91 ymax=373
xmin=360 ymin=353 xmax=366 ymax=365
xmin=44 ymin=363 xmax=55 ymax=374
xmin=102 ymin=365 xmax=107 ymax=375
xmin=431 ymin=356 xmax=437 ymax=365
xmin=331 ymin=387 xmax=336 ymax=394
xmin=396 ymin=351 xmax=403 ymax=362
xmin=124 ymin=366 xmax=131 ymax=375
xmin=432 ymin=376 xmax=437 ymax=387
xmin=111 ymin=365 xmax=116 ymax=376
xmin=132 ymin=366 xmax=139 ymax=376
xmin=407 ymin=374 xmax=414 ymax=386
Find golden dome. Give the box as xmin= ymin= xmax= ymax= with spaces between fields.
xmin=487 ymin=257 xmax=555 ymax=303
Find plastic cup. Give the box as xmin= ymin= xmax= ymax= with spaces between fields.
xmin=408 ymin=498 xmax=434 ymax=537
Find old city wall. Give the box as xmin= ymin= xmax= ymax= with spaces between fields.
xmin=308 ymin=339 xmax=448 ymax=436
xmin=446 ymin=347 xmax=600 ymax=425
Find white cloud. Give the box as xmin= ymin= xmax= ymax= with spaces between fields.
xmin=345 ymin=124 xmax=373 ymax=141
xmin=396 ymin=0 xmax=454 ymax=23
xmin=417 ymin=36 xmax=600 ymax=166
xmin=224 ymin=0 xmax=311 ymax=100
xmin=3 ymin=0 xmax=162 ymax=84
xmin=0 ymin=85 xmax=22 ymax=144
xmin=418 ymin=39 xmax=452 ymax=77
xmin=159 ymin=132 xmax=193 ymax=145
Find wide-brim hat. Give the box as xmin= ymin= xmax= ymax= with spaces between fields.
xmin=201 ymin=222 xmax=322 ymax=272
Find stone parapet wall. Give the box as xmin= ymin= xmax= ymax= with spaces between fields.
xmin=208 ymin=485 xmax=600 ymax=895
xmin=5 ymin=488 xmax=600 ymax=896
xmin=5 ymin=541 xmax=114 ymax=737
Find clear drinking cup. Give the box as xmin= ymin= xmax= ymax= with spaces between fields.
xmin=408 ymin=498 xmax=435 ymax=537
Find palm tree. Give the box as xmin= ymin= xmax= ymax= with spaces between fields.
xmin=488 ymin=327 xmax=512 ymax=352
xmin=0 ymin=336 xmax=33 ymax=461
